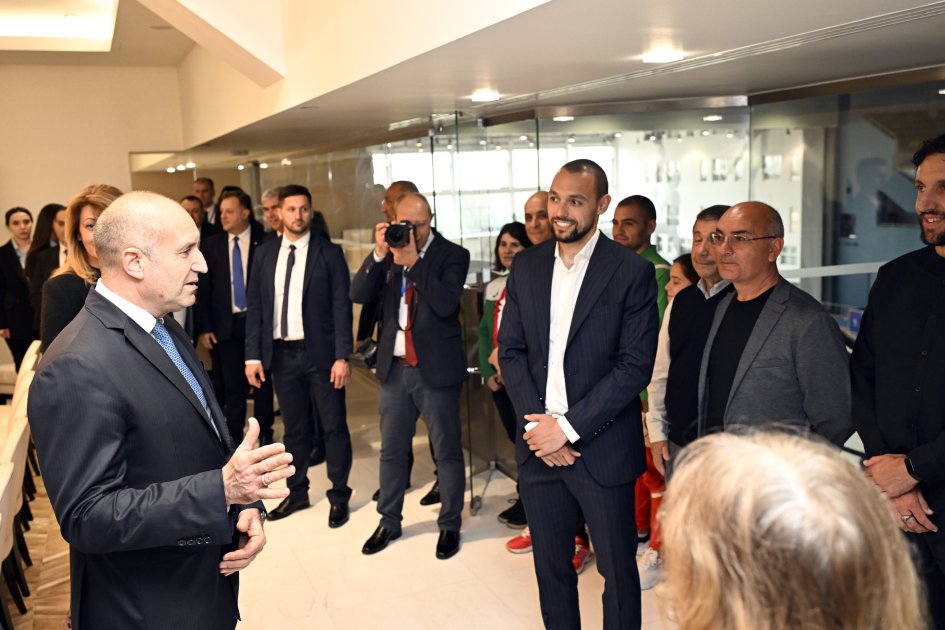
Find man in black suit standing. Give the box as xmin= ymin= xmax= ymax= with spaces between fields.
xmin=0 ymin=207 xmax=36 ymax=369
xmin=350 ymin=192 xmax=470 ymax=559
xmin=245 ymin=184 xmax=354 ymax=526
xmin=28 ymin=191 xmax=295 ymax=630
xmin=499 ymin=159 xmax=658 ymax=629
xmin=196 ymin=190 xmax=275 ymax=445
xmin=194 ymin=177 xmax=222 ymax=238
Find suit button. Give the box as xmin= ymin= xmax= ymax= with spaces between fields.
xmin=205 ymin=537 xmax=213 ymax=544
xmin=187 ymin=539 xmax=195 ymax=546
xmin=922 ymin=350 xmax=928 ymax=356
xmin=177 ymin=539 xmax=185 ymax=546
xmin=195 ymin=538 xmax=203 ymax=545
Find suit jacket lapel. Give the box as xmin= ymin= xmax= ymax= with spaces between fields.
xmin=725 ymin=279 xmax=789 ymax=412
xmin=532 ymin=244 xmax=555 ymax=360
xmin=565 ymin=239 xmax=615 ymax=348
xmin=302 ymin=235 xmax=323 ymax=296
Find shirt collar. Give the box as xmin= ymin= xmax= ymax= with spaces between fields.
xmin=95 ymin=279 xmax=158 ymax=333
xmin=698 ymin=277 xmax=732 ymax=298
xmin=229 ymin=225 xmax=251 ymax=244
xmin=282 ymin=230 xmax=311 ymax=250
xmin=554 ymin=228 xmax=601 ymax=265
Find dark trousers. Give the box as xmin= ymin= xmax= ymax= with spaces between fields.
xmin=492 ymin=386 xmax=518 ymax=444
xmin=377 ymin=363 xmax=464 ymax=532
xmin=520 ymin=456 xmax=640 ymax=630
xmin=215 ymin=315 xmax=274 ymax=444
xmin=910 ymin=530 xmax=945 ymax=629
xmin=6 ymin=337 xmax=31 ymax=372
xmin=271 ymin=342 xmax=352 ymax=505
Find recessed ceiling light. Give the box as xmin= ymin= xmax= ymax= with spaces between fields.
xmin=567 ymin=137 xmax=575 ymax=144
xmin=185 ymin=161 xmax=196 ymax=169
xmin=938 ymin=89 xmax=945 ymax=95
xmin=614 ymin=132 xmax=623 ymax=139
xmin=470 ymin=88 xmax=501 ymax=103
xmin=165 ymin=167 xmax=175 ymax=174
xmin=701 ymin=130 xmax=711 ymax=136
xmin=703 ymin=115 xmax=723 ymax=122
xmin=726 ymin=132 xmax=734 ymax=139
xmin=520 ymin=135 xmax=528 ymax=141
xmin=553 ymin=116 xmax=574 ymax=123
xmin=176 ymin=163 xmax=186 ymax=171
xmin=281 ymin=158 xmax=292 ymax=166
xmin=259 ymin=163 xmax=269 ymax=169
xmin=642 ymin=49 xmax=685 ymax=64
xmin=237 ymin=165 xmax=245 ymax=171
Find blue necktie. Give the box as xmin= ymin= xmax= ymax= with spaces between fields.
xmin=152 ymin=318 xmax=210 ymax=416
xmin=233 ymin=236 xmax=247 ymax=310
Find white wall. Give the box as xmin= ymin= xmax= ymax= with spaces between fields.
xmin=0 ymin=65 xmax=183 ymax=240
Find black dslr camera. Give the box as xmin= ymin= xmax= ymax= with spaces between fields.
xmin=385 ymin=221 xmax=415 ymax=248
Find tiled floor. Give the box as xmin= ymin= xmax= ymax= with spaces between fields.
xmin=238 ymin=370 xmax=673 ymax=629
xmin=18 ymin=369 xmax=674 ymax=629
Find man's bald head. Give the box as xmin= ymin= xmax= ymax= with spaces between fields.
xmin=726 ymin=201 xmax=784 ymax=238
xmin=96 ymin=192 xmax=198 ymax=268
xmin=524 ymin=191 xmax=551 ymax=244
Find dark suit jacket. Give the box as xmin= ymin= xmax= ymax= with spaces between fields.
xmin=245 ymin=234 xmax=353 ymax=370
xmin=498 ymin=235 xmax=658 ymax=486
xmin=39 ymin=272 xmax=91 ymax=352
xmin=697 ymin=276 xmax=853 ymax=446
xmin=29 ymin=245 xmax=60 ymax=329
xmin=195 ymin=223 xmax=266 ymax=341
xmin=0 ymin=241 xmax=34 ymax=339
xmin=28 ymin=289 xmax=249 ymax=630
xmin=349 ymin=231 xmax=470 ymax=388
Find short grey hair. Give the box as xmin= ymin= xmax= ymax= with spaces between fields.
xmin=94 ymin=191 xmax=170 ymax=268
xmin=261 ymin=186 xmax=283 ymax=202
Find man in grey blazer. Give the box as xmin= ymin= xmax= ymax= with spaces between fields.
xmin=697 ymin=202 xmax=852 ymax=446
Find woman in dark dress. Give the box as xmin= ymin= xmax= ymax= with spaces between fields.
xmin=40 ymin=185 xmax=122 ymax=351
xmin=0 ymin=207 xmax=35 ymax=369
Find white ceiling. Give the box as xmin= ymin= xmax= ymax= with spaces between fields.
xmin=3 ymin=0 xmax=945 ymax=169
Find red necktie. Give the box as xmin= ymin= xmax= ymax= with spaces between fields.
xmin=404 ymin=280 xmax=418 ymax=366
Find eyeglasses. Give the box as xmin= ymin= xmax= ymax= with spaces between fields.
xmin=708 ymin=232 xmax=778 ymax=247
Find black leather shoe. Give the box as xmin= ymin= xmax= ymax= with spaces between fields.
xmin=419 ymin=481 xmax=440 ymax=506
xmin=372 ymin=488 xmax=380 ymax=502
xmin=435 ymin=529 xmax=460 ymax=559
xmin=362 ymin=526 xmax=401 ymax=555
xmin=328 ymin=502 xmax=349 ymax=528
xmin=267 ymin=497 xmax=311 ymax=521
xmin=309 ymin=444 xmax=326 ymax=466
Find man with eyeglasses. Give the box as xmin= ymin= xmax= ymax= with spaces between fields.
xmin=696 ymin=201 xmax=852 ymax=445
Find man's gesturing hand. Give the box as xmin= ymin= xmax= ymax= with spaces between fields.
xmin=222 ymin=417 xmax=294 ymax=506
xmin=219 ymin=508 xmax=266 ymax=576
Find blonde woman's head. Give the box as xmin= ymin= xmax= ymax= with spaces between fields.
xmin=55 ymin=184 xmax=123 ymax=283
xmin=659 ymin=431 xmax=925 ymax=630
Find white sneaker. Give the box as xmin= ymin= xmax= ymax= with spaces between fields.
xmin=637 ymin=547 xmax=662 ymax=590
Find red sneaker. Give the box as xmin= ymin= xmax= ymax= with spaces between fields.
xmin=506 ymin=527 xmax=532 ymax=554
xmin=572 ymin=537 xmax=594 ymax=574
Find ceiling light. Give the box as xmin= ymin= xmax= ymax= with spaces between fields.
xmin=701 ymin=130 xmax=711 ymax=136
xmin=479 ymin=140 xmax=487 ymax=146
xmin=648 ymin=134 xmax=657 ymax=141
xmin=520 ymin=135 xmax=528 ymax=141
xmin=0 ymin=1 xmax=118 ymax=52
xmin=470 ymin=88 xmax=501 ymax=103
xmin=165 ymin=167 xmax=176 ymax=174
xmin=642 ymin=48 xmax=685 ymax=64
xmin=552 ymin=116 xmax=574 ymax=123
xmin=614 ymin=132 xmax=623 ymax=139
xmin=281 ymin=158 xmax=292 ymax=166
xmin=567 ymin=137 xmax=575 ymax=144
xmin=703 ymin=115 xmax=723 ymax=122
xmin=529 ymin=142 xmax=535 ymax=147
xmin=416 ymin=142 xmax=423 ymax=148
xmin=938 ymin=89 xmax=945 ymax=95
xmin=447 ymin=144 xmax=454 ymax=150
xmin=185 ymin=161 xmax=196 ymax=169
xmin=259 ymin=163 xmax=269 ymax=169
xmin=726 ymin=132 xmax=734 ymax=139
xmin=237 ymin=165 xmax=245 ymax=171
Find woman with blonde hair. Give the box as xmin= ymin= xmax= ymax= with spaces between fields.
xmin=40 ymin=184 xmax=122 ymax=351
xmin=659 ymin=431 xmax=926 ymax=630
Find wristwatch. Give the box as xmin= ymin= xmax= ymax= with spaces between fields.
xmin=905 ymin=457 xmax=920 ymax=481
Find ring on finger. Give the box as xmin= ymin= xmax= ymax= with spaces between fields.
xmin=901 ymin=514 xmax=914 ymax=522
xmin=261 ymin=473 xmax=270 ymax=487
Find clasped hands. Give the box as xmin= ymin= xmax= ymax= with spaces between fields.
xmin=864 ymin=453 xmax=937 ymax=534
xmin=524 ymin=413 xmax=581 ymax=467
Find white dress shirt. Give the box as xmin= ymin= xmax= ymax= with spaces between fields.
xmin=543 ymin=228 xmax=602 ymax=443
xmin=645 ymin=278 xmax=732 ymax=442
xmin=374 ymin=232 xmax=435 ymax=358
xmin=228 ymin=225 xmax=250 ymax=313
xmin=273 ymin=231 xmax=310 ymax=341
xmin=58 ymin=246 xmax=66 ymax=268
xmin=205 ymin=203 xmax=218 ymax=225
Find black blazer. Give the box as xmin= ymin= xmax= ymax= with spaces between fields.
xmin=29 ymin=245 xmax=60 ymax=329
xmin=40 ymin=272 xmax=92 ymax=352
xmin=498 ymin=235 xmax=659 ymax=487
xmin=245 ymin=234 xmax=353 ymax=370
xmin=350 ymin=231 xmax=470 ymax=388
xmin=0 ymin=241 xmax=34 ymax=338
xmin=28 ymin=289 xmax=247 ymax=630
xmin=194 ymin=223 xmax=266 ymax=341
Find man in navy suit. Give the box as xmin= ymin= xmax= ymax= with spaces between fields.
xmin=350 ymin=191 xmax=470 ymax=559
xmin=195 ymin=190 xmax=275 ymax=445
xmin=28 ymin=191 xmax=294 ymax=629
xmin=245 ymin=184 xmax=354 ymax=526
xmin=499 ymin=159 xmax=658 ymax=629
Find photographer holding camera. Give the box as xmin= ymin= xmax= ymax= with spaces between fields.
xmin=350 ymin=191 xmax=470 ymax=560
